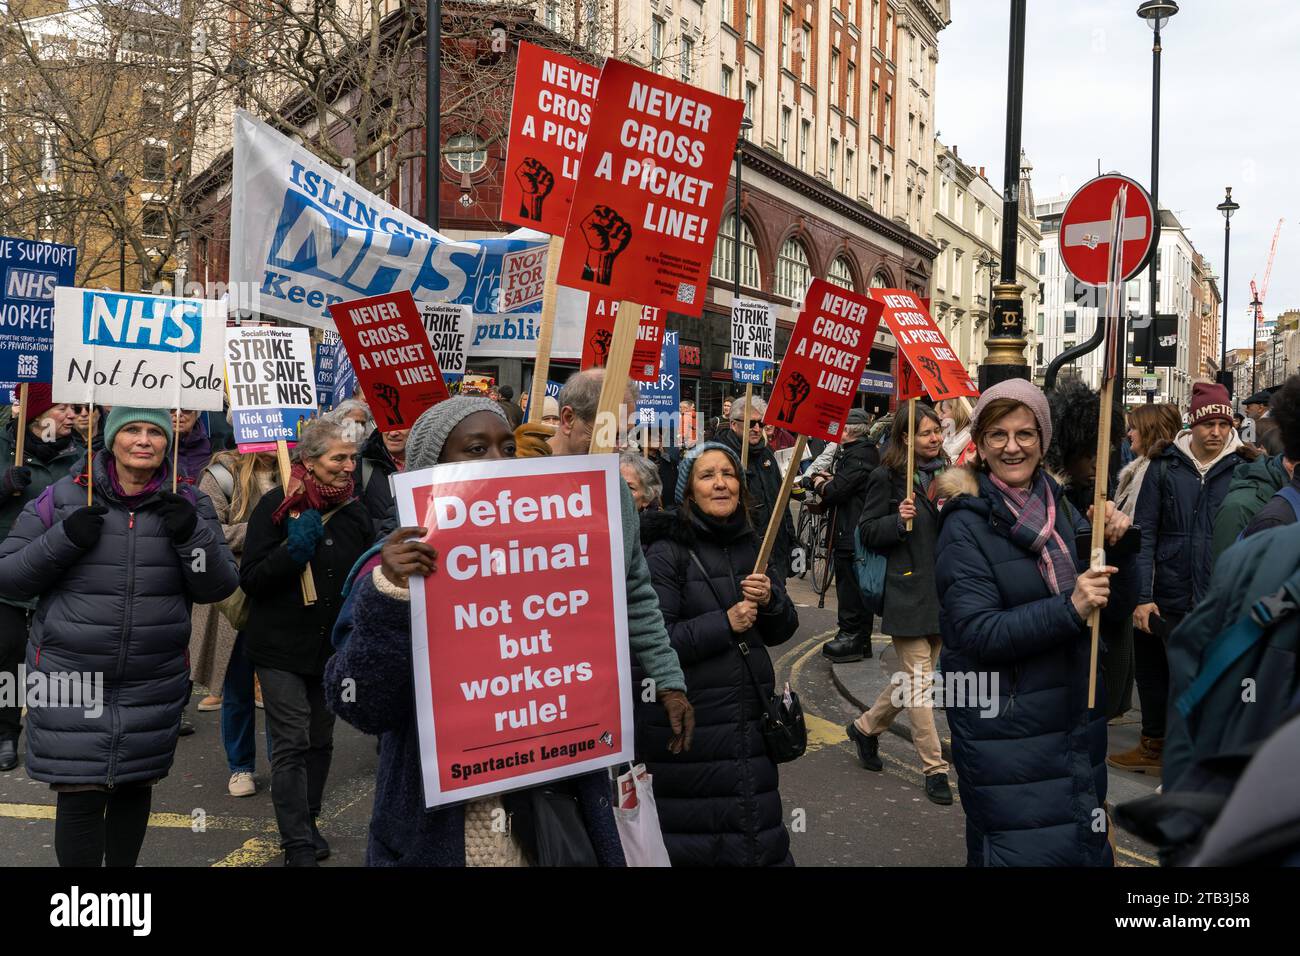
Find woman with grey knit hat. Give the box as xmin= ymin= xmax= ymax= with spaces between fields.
xmin=933 ymin=379 xmax=1138 ymax=866
xmin=325 ymin=396 xmax=633 ymax=865
xmin=0 ymin=405 xmax=239 ymax=866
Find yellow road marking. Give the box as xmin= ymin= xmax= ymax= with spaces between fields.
xmin=212 ymin=837 xmax=283 ymax=868
xmin=1116 ymin=845 xmax=1157 ymax=866
xmin=0 ymin=801 xmax=272 ymax=832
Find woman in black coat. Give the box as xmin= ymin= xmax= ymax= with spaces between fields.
xmin=637 ymin=440 xmax=800 ymax=866
xmin=847 ymin=404 xmax=952 ymax=804
xmin=241 ymin=418 xmax=374 ymax=866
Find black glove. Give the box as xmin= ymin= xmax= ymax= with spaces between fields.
xmin=156 ymin=491 xmax=199 ymax=544
xmin=1 ymin=467 xmax=32 ymax=496
xmin=63 ymin=506 xmax=109 ymax=550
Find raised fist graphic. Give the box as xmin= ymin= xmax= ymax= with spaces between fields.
xmin=372 ymin=382 xmax=403 ymax=428
xmin=515 ymin=157 xmax=555 ymax=221
xmin=916 ymin=355 xmax=949 ymax=396
xmin=589 ymin=327 xmax=613 ymax=367
xmin=580 ymin=205 xmax=632 ymax=285
xmin=776 ymin=371 xmax=811 ymax=424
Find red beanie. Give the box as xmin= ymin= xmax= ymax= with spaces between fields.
xmin=24 ymin=383 xmax=55 ymax=422
xmin=1189 ymin=382 xmax=1232 ymax=427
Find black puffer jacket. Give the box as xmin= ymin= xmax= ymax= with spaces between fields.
xmin=636 ymin=506 xmax=800 ymax=867
xmin=240 ymin=488 xmax=374 ymax=677
xmin=816 ymin=437 xmax=879 ymax=554
xmin=858 ymin=463 xmax=942 ymax=637
xmin=0 ymin=451 xmax=238 ymax=786
xmin=715 ymin=428 xmax=795 ymax=579
xmin=357 ymin=428 xmax=400 ymax=529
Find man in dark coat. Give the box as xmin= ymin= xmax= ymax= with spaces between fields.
xmin=1243 ymin=388 xmax=1284 ymax=456
xmin=1125 ymin=382 xmax=1255 ymax=773
xmin=357 ymin=426 xmax=406 ymax=532
xmin=810 ymin=409 xmax=879 ymax=662
xmin=714 ymin=397 xmax=796 ymax=581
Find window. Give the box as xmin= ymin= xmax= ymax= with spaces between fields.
xmin=744 ymin=82 xmax=757 ymax=126
xmin=544 ymin=0 xmax=559 ymax=30
xmin=799 ymin=118 xmax=810 ymax=172
xmin=721 ymin=65 xmax=733 ymax=98
xmin=871 ymin=0 xmax=880 ymax=46
xmin=712 ymin=215 xmax=760 ymax=289
xmin=883 ymin=94 xmax=892 ymax=142
xmin=1064 ymin=310 xmax=1077 ymax=334
xmin=870 ymin=271 xmax=889 ymax=289
xmin=1036 ymin=342 xmax=1045 ymax=365
xmin=845 ymin=146 xmax=855 ymax=194
xmin=885 ymin=12 xmax=893 ymax=59
xmin=882 ymin=172 xmax=891 ymax=216
xmin=828 ymin=256 xmax=855 ymax=290
xmin=908 ymin=112 xmax=915 ymax=159
xmin=829 ymin=138 xmax=839 ymax=187
xmin=869 ymin=162 xmax=878 ymax=204
xmin=141 ymin=90 xmax=165 ymax=127
xmin=951 ymin=250 xmax=962 ymax=296
xmin=776 ymin=238 xmax=811 ymax=299
xmin=651 ymin=17 xmax=665 ymax=74
xmin=1037 ymin=310 xmax=1045 ymax=334
xmin=1038 ymin=251 xmax=1046 ymax=275
xmin=918 ymin=121 xmax=926 ymax=162
xmin=780 ymin=107 xmax=791 ymax=161
xmin=723 ymin=0 xmax=731 ymax=25
xmin=781 ymin=8 xmax=792 ymax=70
xmin=745 ymin=0 xmax=756 ymax=42
xmin=846 ymin=62 xmax=856 ymax=112
xmin=142 ymin=144 xmax=168 ymax=182
xmin=801 ymin=26 xmax=812 ymax=84
xmin=39 ymin=131 xmax=59 ymax=181
xmin=681 ymin=35 xmax=694 ymax=82
xmin=830 ymin=50 xmax=839 ymax=103
xmin=445 ymin=133 xmax=486 ymax=174
xmin=142 ymin=205 xmax=168 ymax=238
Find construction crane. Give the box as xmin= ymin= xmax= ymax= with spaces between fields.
xmin=1251 ymin=218 xmax=1284 ymax=340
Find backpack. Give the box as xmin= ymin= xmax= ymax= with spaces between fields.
xmin=1115 ymin=560 xmax=1300 ymax=863
xmin=852 ymin=525 xmax=886 ymax=614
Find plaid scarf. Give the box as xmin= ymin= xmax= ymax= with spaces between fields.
xmin=988 ymin=472 xmax=1077 ymax=596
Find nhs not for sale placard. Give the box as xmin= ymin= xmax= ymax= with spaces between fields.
xmin=393 ymin=455 xmax=634 ymax=809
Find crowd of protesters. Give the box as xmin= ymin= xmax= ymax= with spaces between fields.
xmin=2 ymin=365 xmax=1299 ymax=868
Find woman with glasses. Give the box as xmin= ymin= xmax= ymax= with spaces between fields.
xmin=933 ymin=380 xmax=1137 ymax=866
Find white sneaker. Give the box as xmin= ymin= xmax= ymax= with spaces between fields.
xmin=228 ymin=772 xmax=257 ymax=797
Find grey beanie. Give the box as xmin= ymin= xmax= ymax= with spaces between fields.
xmin=675 ymin=440 xmax=745 ymax=505
xmin=406 ymin=397 xmax=509 ymax=469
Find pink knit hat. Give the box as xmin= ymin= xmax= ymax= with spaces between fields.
xmin=970 ymin=378 xmax=1053 ymax=453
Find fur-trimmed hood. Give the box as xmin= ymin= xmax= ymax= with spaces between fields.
xmin=933 ymin=464 xmax=979 ymax=502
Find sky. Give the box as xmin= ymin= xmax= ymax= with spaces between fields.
xmin=936 ymin=0 xmax=1300 ymax=352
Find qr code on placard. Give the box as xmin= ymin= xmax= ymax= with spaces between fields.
xmin=676 ymin=283 xmax=696 ymax=305
xmin=16 ymin=355 xmax=38 ymax=377
xmin=827 ymin=420 xmax=840 ymax=436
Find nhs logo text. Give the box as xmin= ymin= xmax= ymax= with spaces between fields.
xmin=81 ymin=291 xmax=202 ymax=353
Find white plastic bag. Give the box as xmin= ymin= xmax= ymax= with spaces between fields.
xmin=613 ymin=764 xmax=672 ymax=867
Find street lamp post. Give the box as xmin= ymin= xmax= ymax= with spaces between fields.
xmin=1272 ymin=328 xmax=1280 ymax=387
xmin=1217 ymin=187 xmax=1238 ymax=393
xmin=425 ymin=0 xmax=441 ymax=230
xmin=1137 ymin=1 xmax=1177 ymax=405
xmin=979 ymin=0 xmax=1029 ymax=391
xmin=111 ymin=170 xmax=129 ymax=292
xmin=1251 ymin=291 xmax=1262 ymax=394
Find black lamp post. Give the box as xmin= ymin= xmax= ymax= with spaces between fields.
xmin=425 ymin=0 xmax=441 ymax=230
xmin=1272 ymin=327 xmax=1281 ymax=386
xmin=730 ymin=114 xmax=753 ymax=414
xmin=1251 ymin=291 xmax=1262 ymax=394
xmin=111 ymin=170 xmax=129 ymax=291
xmin=1137 ymin=0 xmax=1177 ymax=404
xmin=1217 ymin=187 xmax=1239 ymax=391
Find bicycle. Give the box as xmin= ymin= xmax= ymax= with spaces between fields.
xmin=793 ymin=480 xmax=836 ymax=602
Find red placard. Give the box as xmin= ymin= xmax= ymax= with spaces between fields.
xmin=499 ymin=42 xmax=601 ymax=234
xmin=581 ymin=297 xmax=665 ymax=382
xmin=1058 ymin=173 xmax=1156 ymax=287
xmin=393 ymin=456 xmax=634 ymax=808
xmin=873 ymin=289 xmax=978 ymax=403
xmin=764 ymin=278 xmax=883 ymax=442
xmin=556 ymin=58 xmax=743 ymax=317
xmin=328 ymin=291 xmax=450 ymax=431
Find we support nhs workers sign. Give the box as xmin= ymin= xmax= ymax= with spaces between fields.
xmin=0 ymin=235 xmax=77 ymax=382
xmin=231 ymin=110 xmax=570 ymax=340
xmin=52 ymin=288 xmax=227 ymax=411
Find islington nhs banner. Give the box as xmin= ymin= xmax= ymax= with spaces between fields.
xmin=230 ymin=110 xmax=585 ymax=359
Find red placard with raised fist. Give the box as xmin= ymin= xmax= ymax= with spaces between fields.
xmin=556 ymin=59 xmax=743 ymax=317
xmin=581 ymin=297 xmax=666 ymax=382
xmin=764 ymin=279 xmax=883 ymax=443
xmin=872 ymin=289 xmax=978 ymax=403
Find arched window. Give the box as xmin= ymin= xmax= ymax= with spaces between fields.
xmin=711 ymin=215 xmax=760 ymax=289
xmin=445 ymin=133 xmax=487 ymax=174
xmin=869 ymin=271 xmax=890 ymax=289
xmin=828 ymin=256 xmax=855 ymax=290
xmin=776 ymin=238 xmax=811 ymax=300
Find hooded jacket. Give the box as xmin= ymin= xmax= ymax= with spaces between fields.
xmin=934 ymin=467 xmax=1136 ymax=867
xmin=0 ymin=450 xmax=238 ymax=786
xmin=1135 ymin=431 xmax=1253 ymax=616
xmin=636 ymin=506 xmax=800 ymax=867
xmin=1210 ymin=453 xmax=1287 ymax=561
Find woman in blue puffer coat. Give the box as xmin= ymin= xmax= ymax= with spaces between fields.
xmin=933 ymin=381 xmax=1136 ymax=867
xmin=0 ymin=406 xmax=238 ymax=867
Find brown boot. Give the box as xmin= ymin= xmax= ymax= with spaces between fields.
xmin=1106 ymin=735 xmax=1164 ymax=773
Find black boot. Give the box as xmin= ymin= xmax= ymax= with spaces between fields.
xmin=846 ymin=722 xmax=883 ymax=771
xmin=284 ymin=848 xmax=319 ymax=867
xmin=311 ymin=818 xmax=330 ymax=861
xmin=822 ymin=631 xmax=871 ymax=663
xmin=925 ymin=773 xmax=954 ymax=806
xmin=0 ymin=736 xmax=17 ymax=772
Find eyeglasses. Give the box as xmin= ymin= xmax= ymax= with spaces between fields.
xmin=983 ymin=429 xmax=1041 ymax=450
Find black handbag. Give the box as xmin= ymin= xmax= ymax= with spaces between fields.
xmin=501 ymin=780 xmax=600 ymax=866
xmin=687 ymin=551 xmax=807 ymax=764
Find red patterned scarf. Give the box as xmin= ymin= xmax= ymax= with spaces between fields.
xmin=271 ymin=462 xmax=353 ymax=525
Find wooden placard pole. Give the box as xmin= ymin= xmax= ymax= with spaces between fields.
xmin=740 ymin=383 xmax=753 ymax=469
xmin=12 ymin=383 xmax=28 ymax=490
xmin=276 ymin=439 xmax=318 ymax=606
xmin=527 ymin=235 xmax=565 ymax=425
xmin=85 ymin=409 xmax=94 ymax=506
xmin=171 ymin=409 xmax=180 ymax=493
xmin=905 ymin=398 xmax=916 ymax=532
xmin=588 ymin=299 xmax=641 ymax=456
xmin=753 ymin=433 xmax=808 ymax=576
xmin=1086 ymin=375 xmax=1116 ymax=709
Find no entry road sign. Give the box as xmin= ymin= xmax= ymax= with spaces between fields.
xmin=1059 ymin=173 xmax=1157 ymax=287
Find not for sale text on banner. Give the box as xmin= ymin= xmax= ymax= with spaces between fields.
xmin=393 ymin=456 xmax=634 ymax=809
xmin=557 ymin=58 xmax=743 ymax=316
xmin=328 ymin=290 xmax=449 ymax=431
xmin=764 ymin=278 xmax=883 ymax=443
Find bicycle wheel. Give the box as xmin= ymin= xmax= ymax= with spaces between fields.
xmin=812 ymin=513 xmax=836 ymax=595
xmin=793 ymin=506 xmax=813 ymax=579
